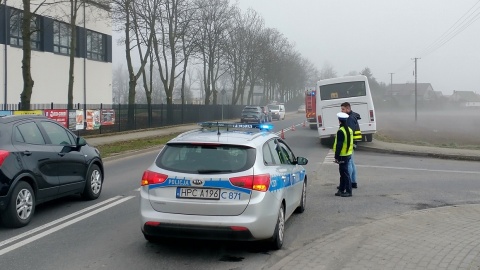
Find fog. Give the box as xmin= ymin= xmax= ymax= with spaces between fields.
xmin=234 ymin=0 xmax=480 ymax=95
xmin=375 ymin=107 xmax=480 ymax=147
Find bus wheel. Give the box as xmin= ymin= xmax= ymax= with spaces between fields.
xmin=366 ymin=134 xmax=373 ymax=142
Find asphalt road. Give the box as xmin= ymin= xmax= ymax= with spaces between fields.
xmin=1 ymin=113 xmax=480 ymax=270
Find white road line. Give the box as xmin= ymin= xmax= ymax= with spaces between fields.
xmin=323 ymin=150 xmax=336 ymax=164
xmin=0 ymin=196 xmax=122 ymax=248
xmin=0 ymin=196 xmax=134 ymax=256
xmin=357 ymin=164 xmax=480 ymax=174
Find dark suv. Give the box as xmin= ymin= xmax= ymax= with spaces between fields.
xmin=241 ymin=106 xmax=266 ymax=123
xmin=0 ymin=115 xmax=104 ymax=228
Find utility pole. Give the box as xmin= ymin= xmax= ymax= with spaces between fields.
xmin=389 ymin=73 xmax=394 ymax=93
xmin=412 ymin=58 xmax=420 ymax=122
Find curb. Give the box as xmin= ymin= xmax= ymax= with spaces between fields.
xmin=356 ymin=145 xmax=480 ymax=162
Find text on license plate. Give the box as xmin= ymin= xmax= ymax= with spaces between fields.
xmin=176 ymin=187 xmax=220 ymax=200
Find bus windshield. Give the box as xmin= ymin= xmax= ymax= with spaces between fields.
xmin=319 ymin=81 xmax=366 ymax=101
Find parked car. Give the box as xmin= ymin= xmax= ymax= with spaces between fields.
xmin=267 ymin=104 xmax=286 ymax=120
xmin=0 ymin=115 xmax=104 ymax=228
xmin=140 ymin=122 xmax=308 ymax=250
xmin=297 ymin=105 xmax=306 ymax=113
xmin=260 ymin=106 xmax=273 ymax=122
xmin=240 ymin=106 xmax=266 ymax=123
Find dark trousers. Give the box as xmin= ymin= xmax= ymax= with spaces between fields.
xmin=338 ymin=156 xmax=352 ymax=194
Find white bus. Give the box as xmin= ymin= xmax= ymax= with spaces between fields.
xmin=315 ymin=75 xmax=376 ymax=142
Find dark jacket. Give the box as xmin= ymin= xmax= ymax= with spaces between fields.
xmin=347 ymin=111 xmax=361 ymax=142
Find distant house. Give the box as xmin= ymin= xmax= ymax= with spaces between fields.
xmin=384 ymin=83 xmax=437 ymax=104
xmin=449 ymin=91 xmax=480 ymax=107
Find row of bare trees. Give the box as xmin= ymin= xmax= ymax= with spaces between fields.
xmin=111 ymin=0 xmax=319 ymax=127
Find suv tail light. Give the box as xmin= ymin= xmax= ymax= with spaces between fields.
xmin=141 ymin=170 xmax=168 ymax=186
xmin=229 ymin=174 xmax=270 ymax=192
xmin=0 ymin=150 xmax=9 ymax=166
xmin=317 ymin=115 xmax=323 ymax=127
xmin=370 ymin=110 xmax=375 ymax=122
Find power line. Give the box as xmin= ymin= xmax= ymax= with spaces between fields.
xmin=417 ymin=0 xmax=480 ymax=57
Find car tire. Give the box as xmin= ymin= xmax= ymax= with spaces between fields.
xmin=1 ymin=181 xmax=35 ymax=228
xmin=81 ymin=164 xmax=102 ymax=200
xmin=268 ymin=203 xmax=285 ymax=250
xmin=295 ymin=181 xmax=306 ymax=213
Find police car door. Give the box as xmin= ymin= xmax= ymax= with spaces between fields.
xmin=274 ymin=139 xmax=297 ymax=217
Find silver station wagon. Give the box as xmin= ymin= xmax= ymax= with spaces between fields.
xmin=140 ymin=122 xmax=308 ymax=250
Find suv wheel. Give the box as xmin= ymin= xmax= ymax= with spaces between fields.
xmin=82 ymin=164 xmax=102 ymax=200
xmin=1 ymin=181 xmax=35 ymax=228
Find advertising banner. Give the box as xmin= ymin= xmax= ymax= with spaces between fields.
xmin=75 ymin=110 xmax=84 ymax=130
xmin=44 ymin=109 xmax=68 ymax=128
xmin=0 ymin=111 xmax=12 ymax=116
xmin=14 ymin=110 xmax=43 ymax=115
xmin=86 ymin=110 xmax=101 ymax=130
xmin=68 ymin=110 xmax=77 ymax=130
xmin=101 ymin=109 xmax=115 ymax=125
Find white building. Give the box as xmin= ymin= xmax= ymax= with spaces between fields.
xmin=0 ymin=0 xmax=112 ymax=109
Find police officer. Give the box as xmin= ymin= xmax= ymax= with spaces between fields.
xmin=334 ymin=112 xmax=353 ymax=197
xmin=341 ymin=102 xmax=362 ymax=189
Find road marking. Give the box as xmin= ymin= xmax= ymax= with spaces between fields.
xmin=0 ymin=196 xmax=134 ymax=256
xmin=0 ymin=196 xmax=122 ymax=248
xmin=322 ymin=150 xmax=336 ymax=164
xmin=357 ymin=164 xmax=480 ymax=174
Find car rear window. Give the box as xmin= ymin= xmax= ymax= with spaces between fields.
xmin=242 ymin=107 xmax=260 ymax=112
xmin=268 ymin=105 xmax=279 ymax=110
xmin=156 ymin=143 xmax=256 ymax=174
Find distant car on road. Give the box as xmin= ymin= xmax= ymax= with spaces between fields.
xmin=0 ymin=115 xmax=104 ymax=228
xmin=267 ymin=104 xmax=285 ymax=120
xmin=140 ymin=122 xmax=308 ymax=250
xmin=297 ymin=105 xmax=306 ymax=113
xmin=241 ymin=106 xmax=266 ymax=123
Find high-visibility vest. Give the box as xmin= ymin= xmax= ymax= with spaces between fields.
xmin=353 ymin=129 xmax=362 ymax=141
xmin=333 ymin=126 xmax=353 ymax=156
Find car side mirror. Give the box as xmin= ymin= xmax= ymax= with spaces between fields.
xmin=296 ymin=157 xmax=308 ymax=165
xmin=76 ymin=136 xmax=87 ymax=147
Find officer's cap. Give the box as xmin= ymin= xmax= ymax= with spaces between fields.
xmin=337 ymin=112 xmax=349 ymax=121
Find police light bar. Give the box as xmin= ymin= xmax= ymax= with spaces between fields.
xmin=198 ymin=122 xmax=274 ymax=131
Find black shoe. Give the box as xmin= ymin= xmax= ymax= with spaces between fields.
xmin=352 ymin=183 xmax=357 ymax=189
xmin=336 ymin=186 xmax=340 ymax=190
xmin=335 ymin=191 xmax=342 ymax=196
xmin=341 ymin=192 xmax=352 ymax=197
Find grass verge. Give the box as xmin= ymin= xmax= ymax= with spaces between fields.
xmin=374 ymin=132 xmax=480 ymax=150
xmin=96 ymin=134 xmax=179 ymax=158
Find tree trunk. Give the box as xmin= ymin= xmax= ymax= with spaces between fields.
xmin=20 ymin=0 xmax=34 ymax=110
xmin=67 ymin=2 xmax=78 ymax=109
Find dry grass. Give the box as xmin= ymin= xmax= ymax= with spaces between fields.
xmin=375 ymin=109 xmax=480 ymax=150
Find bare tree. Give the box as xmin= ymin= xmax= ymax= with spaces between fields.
xmin=320 ymin=62 xmax=337 ymax=80
xmin=194 ymin=0 xmax=233 ymax=105
xmin=18 ymin=0 xmax=48 ymax=110
xmin=112 ymin=0 xmax=155 ymax=129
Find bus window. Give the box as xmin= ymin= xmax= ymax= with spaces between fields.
xmin=320 ymin=81 xmax=366 ymax=100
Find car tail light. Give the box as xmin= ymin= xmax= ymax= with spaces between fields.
xmin=145 ymin=221 xmax=161 ymax=227
xmin=230 ymin=226 xmax=248 ymax=231
xmin=0 ymin=150 xmax=9 ymax=166
xmin=370 ymin=110 xmax=375 ymax=122
xmin=229 ymin=174 xmax=270 ymax=192
xmin=317 ymin=115 xmax=323 ymax=127
xmin=141 ymin=170 xmax=168 ymax=186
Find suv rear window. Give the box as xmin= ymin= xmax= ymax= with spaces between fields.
xmin=242 ymin=107 xmax=260 ymax=112
xmin=156 ymin=143 xmax=256 ymax=174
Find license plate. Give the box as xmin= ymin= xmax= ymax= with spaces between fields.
xmin=176 ymin=187 xmax=220 ymax=200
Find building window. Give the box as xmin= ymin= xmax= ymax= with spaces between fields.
xmin=86 ymin=30 xmax=104 ymax=61
xmin=53 ymin=21 xmax=71 ymax=54
xmin=9 ymin=9 xmax=41 ymax=49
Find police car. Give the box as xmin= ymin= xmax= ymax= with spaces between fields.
xmin=140 ymin=122 xmax=308 ymax=250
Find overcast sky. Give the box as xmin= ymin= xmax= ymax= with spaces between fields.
xmin=113 ymin=0 xmax=480 ymax=95
xmin=235 ymin=0 xmax=480 ymax=95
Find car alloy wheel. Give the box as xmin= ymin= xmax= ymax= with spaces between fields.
xmin=1 ymin=181 xmax=36 ymax=228
xmin=82 ymin=164 xmax=102 ymax=200
xmin=268 ymin=204 xmax=285 ymax=250
xmin=295 ymin=181 xmax=306 ymax=213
